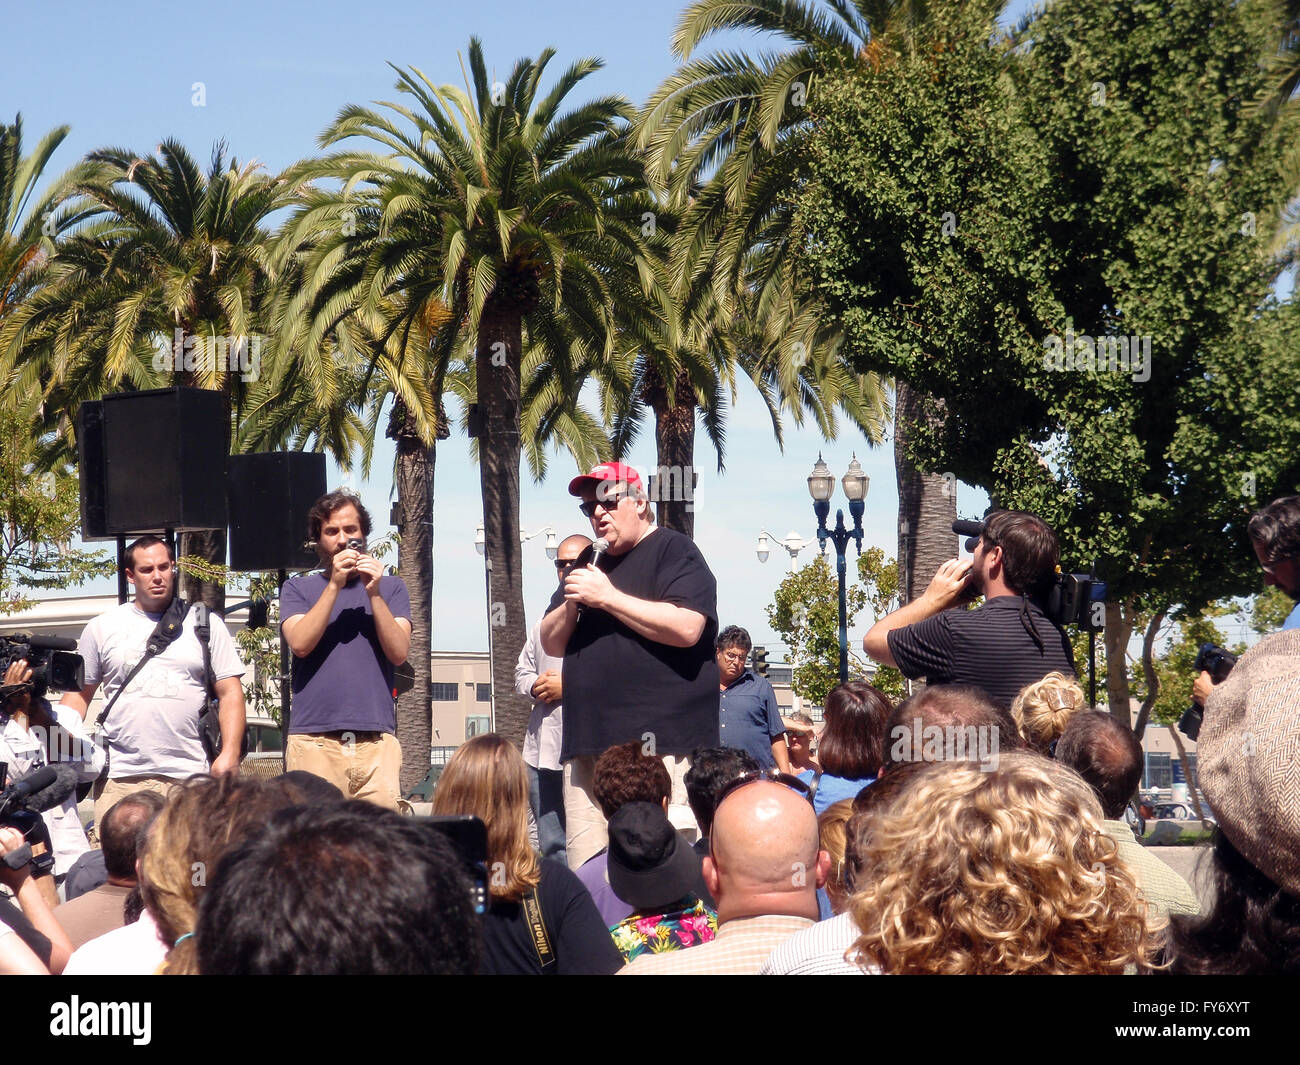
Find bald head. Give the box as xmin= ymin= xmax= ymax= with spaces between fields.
xmin=558 ymin=534 xmax=593 ymax=557
xmin=706 ymin=781 xmax=826 ymax=922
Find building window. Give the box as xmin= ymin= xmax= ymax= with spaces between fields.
xmin=466 ymin=716 xmax=491 ymax=739
xmin=430 ymin=746 xmax=458 ymax=766
xmin=1144 ymin=752 xmax=1172 ymax=791
xmin=476 ymin=683 xmax=491 ymax=702
xmin=431 ymin=683 xmax=459 ymax=701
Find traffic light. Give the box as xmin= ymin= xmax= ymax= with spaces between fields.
xmin=753 ymin=646 xmax=769 ymax=678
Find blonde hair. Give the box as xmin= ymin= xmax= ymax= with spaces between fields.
xmin=432 ymin=733 xmax=540 ymax=901
xmin=818 ymin=800 xmax=856 ymax=915
xmin=848 ymin=753 xmax=1165 ymax=974
xmin=1012 ymin=671 xmax=1086 ymax=753
xmin=139 ymin=774 xmax=305 ymax=975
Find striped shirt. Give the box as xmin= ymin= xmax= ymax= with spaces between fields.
xmin=759 ymin=912 xmax=878 ymax=976
xmin=618 ymin=914 xmax=814 ymax=975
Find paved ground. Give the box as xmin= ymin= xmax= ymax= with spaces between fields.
xmin=1145 ymin=843 xmax=1216 ymax=912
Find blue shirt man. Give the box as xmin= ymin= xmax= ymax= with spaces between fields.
xmin=715 ymin=626 xmax=789 ymax=773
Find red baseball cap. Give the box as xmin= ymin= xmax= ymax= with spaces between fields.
xmin=568 ymin=461 xmax=644 ymax=497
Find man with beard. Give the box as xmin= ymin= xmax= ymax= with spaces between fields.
xmin=863 ymin=509 xmax=1075 ymax=709
xmin=281 ymin=491 xmax=411 ymax=809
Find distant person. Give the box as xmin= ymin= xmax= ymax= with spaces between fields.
xmin=197 ymin=801 xmax=480 ymax=975
xmin=783 ymin=714 xmax=819 ymax=778
xmin=515 ymin=533 xmax=592 ymax=863
xmin=432 ymin=734 xmax=621 ymax=975
xmin=1055 ymin=711 xmax=1199 ymax=919
xmin=715 ymin=625 xmax=788 ymax=772
xmin=621 ymin=778 xmax=828 ymax=975
xmin=807 ymin=681 xmax=890 ymax=813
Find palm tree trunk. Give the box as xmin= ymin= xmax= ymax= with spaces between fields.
xmin=389 ymin=398 xmax=438 ymax=793
xmin=893 ymin=382 xmax=956 ymax=605
xmin=178 ymin=529 xmax=227 ymax=612
xmin=476 ymin=300 xmax=531 ymax=748
xmin=648 ymin=368 xmax=697 ymax=539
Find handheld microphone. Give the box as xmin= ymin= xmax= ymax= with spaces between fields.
xmin=0 ymin=765 xmax=56 ymax=817
xmin=590 ymin=538 xmax=610 ymax=567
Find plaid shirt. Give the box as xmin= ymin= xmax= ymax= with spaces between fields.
xmin=618 ymin=914 xmax=814 ymax=975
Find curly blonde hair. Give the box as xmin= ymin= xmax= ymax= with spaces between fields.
xmin=1011 ymin=671 xmax=1086 ymax=753
xmin=848 ymin=753 xmax=1165 ymax=974
xmin=432 ymin=733 xmax=540 ymax=902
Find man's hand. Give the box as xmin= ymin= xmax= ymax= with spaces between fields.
xmin=210 ymin=748 xmax=240 ymax=777
xmin=531 ymin=670 xmax=562 ymax=703
xmin=1192 ymin=670 xmax=1215 ymax=707
xmin=563 ymin=564 xmax=615 ymax=610
xmin=355 ymin=553 xmax=384 ymax=595
xmin=329 ymin=548 xmax=362 ymax=588
xmin=1 ymin=660 xmax=32 ymax=714
xmin=0 ymin=827 xmax=30 ymax=891
xmin=921 ymin=558 xmax=975 ymax=611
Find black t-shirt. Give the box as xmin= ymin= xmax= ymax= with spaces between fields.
xmin=480 ymin=859 xmax=624 ymax=975
xmin=887 ymin=596 xmax=1076 ymax=708
xmin=547 ymin=526 xmax=720 ymax=760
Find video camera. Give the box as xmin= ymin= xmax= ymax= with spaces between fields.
xmin=952 ymin=518 xmax=1107 ymax=629
xmin=0 ymin=765 xmax=78 ymax=877
xmin=0 ymin=634 xmax=84 ymax=699
xmin=1177 ymin=643 xmax=1237 ymax=741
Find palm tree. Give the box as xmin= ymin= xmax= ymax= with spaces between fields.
xmin=281 ymin=43 xmax=648 ymax=747
xmin=637 ymin=0 xmax=954 ymax=596
xmin=1 ymin=140 xmax=309 ymax=609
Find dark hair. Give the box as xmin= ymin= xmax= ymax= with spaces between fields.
xmin=100 ymin=791 xmax=166 ymax=880
xmin=307 ymin=489 xmax=372 ymax=543
xmin=883 ymin=684 xmax=1023 ymax=770
xmin=818 ymin=682 xmax=891 ymax=779
xmin=196 ymin=801 xmax=480 ymax=975
xmin=1053 ymin=711 xmax=1142 ymax=820
xmin=982 ymin=510 xmax=1059 ymax=598
xmin=1247 ymin=495 xmax=1300 ymax=565
xmin=124 ymin=535 xmax=174 ymax=570
xmin=592 ymin=741 xmax=672 ymax=819
xmin=684 ymin=747 xmax=761 ymax=836
xmin=1169 ymin=831 xmax=1300 ymax=974
xmin=715 ymin=625 xmax=752 ymax=655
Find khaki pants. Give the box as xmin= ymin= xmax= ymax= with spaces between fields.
xmin=563 ymin=753 xmax=698 ymax=870
xmin=92 ymin=775 xmax=179 ymax=838
xmin=286 ymin=732 xmax=402 ymax=811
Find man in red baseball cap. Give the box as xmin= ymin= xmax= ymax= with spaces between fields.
xmin=542 ymin=461 xmax=720 ymax=868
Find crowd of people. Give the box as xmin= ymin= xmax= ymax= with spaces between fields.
xmin=0 ymin=471 xmax=1294 ymax=975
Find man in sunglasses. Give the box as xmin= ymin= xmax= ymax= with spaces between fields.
xmin=515 ymin=533 xmax=592 ymax=864
xmin=541 ymin=462 xmax=719 ymax=869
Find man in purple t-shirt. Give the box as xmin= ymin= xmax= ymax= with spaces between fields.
xmin=280 ymin=491 xmax=411 ymax=809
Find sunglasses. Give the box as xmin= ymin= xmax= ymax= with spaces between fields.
xmin=555 ymin=557 xmax=582 ymax=571
xmin=578 ymin=494 xmax=626 ymax=518
xmin=713 ymin=769 xmax=813 ymax=812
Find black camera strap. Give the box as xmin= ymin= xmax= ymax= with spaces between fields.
xmin=95 ymin=596 xmax=192 ymax=732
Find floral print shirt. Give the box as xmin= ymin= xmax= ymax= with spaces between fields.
xmin=610 ymin=897 xmax=718 ymax=963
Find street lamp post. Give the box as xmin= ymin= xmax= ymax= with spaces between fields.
xmin=475 ymin=523 xmax=557 ymax=729
xmin=756 ymin=529 xmax=819 ymax=571
xmin=807 ymin=453 xmax=869 ymax=683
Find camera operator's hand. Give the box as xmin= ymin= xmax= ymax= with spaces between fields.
xmin=329 ymin=547 xmax=362 ymax=588
xmin=354 ymin=553 xmax=384 ymax=595
xmin=1 ymin=659 xmax=32 ymax=714
xmin=921 ymin=558 xmax=976 ymax=611
xmin=0 ymin=827 xmax=31 ymax=891
xmin=1192 ymin=670 xmax=1214 ymax=707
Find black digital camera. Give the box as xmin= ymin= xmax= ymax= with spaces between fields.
xmin=1178 ymin=643 xmax=1237 ymax=741
xmin=0 ymin=634 xmax=84 ymax=699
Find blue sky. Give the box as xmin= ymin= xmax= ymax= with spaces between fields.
xmin=25 ymin=0 xmax=1265 ymax=661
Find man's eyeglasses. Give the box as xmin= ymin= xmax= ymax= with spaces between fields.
xmin=555 ymin=557 xmax=582 ymax=571
xmin=718 ymin=650 xmax=747 ymax=664
xmin=578 ymin=494 xmax=625 ymax=518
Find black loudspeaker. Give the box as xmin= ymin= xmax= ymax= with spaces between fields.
xmin=228 ymin=452 xmax=327 ymax=571
xmin=78 ymin=388 xmax=228 ymax=537
xmin=76 ymin=400 xmax=109 ymax=541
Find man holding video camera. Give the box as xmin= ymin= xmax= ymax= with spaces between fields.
xmin=864 ymin=510 xmax=1075 ymax=708
xmin=280 ymin=490 xmax=411 ymax=810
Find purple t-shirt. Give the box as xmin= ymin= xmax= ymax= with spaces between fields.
xmin=280 ymin=573 xmax=411 ymax=734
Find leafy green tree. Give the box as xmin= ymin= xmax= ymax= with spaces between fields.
xmin=800 ymin=0 xmax=1300 ymax=722
xmin=766 ymin=547 xmax=904 ymax=705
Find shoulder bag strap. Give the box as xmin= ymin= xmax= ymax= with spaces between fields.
xmin=521 ymin=884 xmax=557 ymax=973
xmin=95 ymin=599 xmax=191 ymax=730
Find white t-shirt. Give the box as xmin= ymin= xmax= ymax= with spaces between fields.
xmin=79 ymin=601 xmax=244 ymax=779
xmin=63 ymin=910 xmax=169 ymax=976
